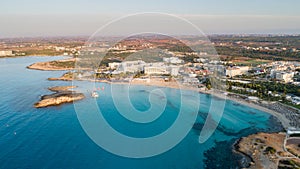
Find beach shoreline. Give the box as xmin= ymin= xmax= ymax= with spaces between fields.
xmin=26 ymin=57 xmax=300 ymax=168
xmin=27 ymin=58 xmax=296 ymax=128
xmin=49 ymin=72 xmax=293 ymax=129
xmin=25 ymin=58 xmax=298 ymax=130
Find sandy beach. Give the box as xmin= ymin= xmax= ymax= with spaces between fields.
xmin=47 ymin=71 xmax=296 ymax=129
xmin=28 ymin=58 xmax=300 ymax=168
xmin=27 ymin=58 xmax=297 ymax=129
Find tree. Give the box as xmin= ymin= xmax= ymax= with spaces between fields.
xmin=205 ymin=78 xmax=212 ymax=90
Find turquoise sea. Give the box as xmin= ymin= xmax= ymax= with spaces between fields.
xmin=0 ymin=56 xmax=283 ymax=169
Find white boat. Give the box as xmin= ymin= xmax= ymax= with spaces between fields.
xmin=91 ymin=91 xmax=99 ymax=98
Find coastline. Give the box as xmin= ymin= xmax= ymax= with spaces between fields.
xmin=24 ymin=58 xmax=297 ymax=127
xmin=48 ymin=71 xmax=293 ymax=129
xmin=232 ymin=138 xmax=254 ymax=168
xmin=49 ymin=70 xmax=298 ymax=168
xmin=208 ymin=91 xmax=292 ymax=129
xmin=23 ymin=56 xmax=300 ymax=168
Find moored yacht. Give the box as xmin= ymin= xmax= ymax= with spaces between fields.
xmin=91 ymin=91 xmax=99 ymax=98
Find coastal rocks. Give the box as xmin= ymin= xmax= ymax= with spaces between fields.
xmin=34 ymin=86 xmax=84 ymax=108
xmin=233 ymin=138 xmax=254 ymax=168
xmin=235 ymin=132 xmax=296 ymax=169
xmin=48 ymin=86 xmax=76 ymax=92
xmin=200 ymin=115 xmax=286 ymax=169
xmin=48 ymin=72 xmax=74 ymax=81
xmin=204 ymin=139 xmax=242 ymax=169
xmin=48 ymin=77 xmax=72 ymax=81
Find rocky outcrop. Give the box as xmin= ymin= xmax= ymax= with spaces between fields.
xmin=34 ymin=86 xmax=84 ymax=108
xmin=48 ymin=86 xmax=76 ymax=92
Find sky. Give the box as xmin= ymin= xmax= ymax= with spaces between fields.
xmin=1 ymin=0 xmax=300 ymax=37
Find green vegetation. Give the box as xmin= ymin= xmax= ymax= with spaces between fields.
xmin=279 ymin=160 xmax=300 ymax=169
xmin=182 ymin=54 xmax=197 ymax=63
xmin=227 ymin=80 xmax=300 ymax=97
xmin=282 ymin=102 xmax=300 ymax=109
xmin=210 ymin=35 xmax=300 ymax=61
xmin=169 ymin=45 xmax=193 ymax=53
xmin=226 ymin=79 xmax=300 ymax=108
xmin=49 ymin=60 xmax=75 ymax=68
xmin=133 ymin=71 xmax=143 ymax=78
xmin=95 ymin=72 xmax=135 ymax=79
xmin=210 ymin=35 xmax=300 ymax=48
xmin=215 ymin=46 xmax=300 ymax=61
xmin=95 ymin=73 xmax=112 ymax=79
xmin=264 ymin=146 xmax=276 ymax=154
xmin=204 ymin=78 xmax=211 ymax=90
xmin=23 ymin=49 xmax=63 ymax=56
xmin=61 ymin=72 xmax=74 ymax=79
xmin=255 ymin=138 xmax=265 ymax=144
xmin=231 ymin=59 xmax=270 ymax=66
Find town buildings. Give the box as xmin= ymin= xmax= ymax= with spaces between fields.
xmin=110 ymin=57 xmax=182 ymax=76
xmin=0 ymin=50 xmax=14 ymax=56
xmin=163 ymin=57 xmax=184 ymax=64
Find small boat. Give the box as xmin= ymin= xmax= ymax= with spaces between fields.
xmin=91 ymin=91 xmax=99 ymax=98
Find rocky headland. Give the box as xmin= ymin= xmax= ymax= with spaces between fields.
xmin=34 ymin=86 xmax=84 ymax=108
xmin=27 ymin=58 xmax=75 ymax=71
xmin=234 ymin=132 xmax=300 ymax=169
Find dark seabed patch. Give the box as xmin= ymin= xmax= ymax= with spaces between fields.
xmin=201 ymin=114 xmax=284 ymax=169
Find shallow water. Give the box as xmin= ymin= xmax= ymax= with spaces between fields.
xmin=0 ymin=56 xmax=282 ymax=169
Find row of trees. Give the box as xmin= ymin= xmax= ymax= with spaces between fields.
xmin=226 ymin=80 xmax=300 ymax=101
xmin=215 ymin=46 xmax=300 ymax=61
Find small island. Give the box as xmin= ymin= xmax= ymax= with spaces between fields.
xmin=34 ymin=86 xmax=85 ymax=108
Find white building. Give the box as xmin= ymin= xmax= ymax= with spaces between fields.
xmin=144 ymin=66 xmax=168 ymax=75
xmin=110 ymin=44 xmax=127 ymax=51
xmin=275 ymin=72 xmax=294 ymax=83
xmin=169 ymin=66 xmax=180 ymax=76
xmin=163 ymin=57 xmax=184 ymax=64
xmin=226 ymin=66 xmax=249 ymax=77
xmin=287 ymin=127 xmax=300 ymax=135
xmin=188 ymin=73 xmax=197 ymax=78
xmin=247 ymin=96 xmax=260 ymax=102
xmin=183 ymin=77 xmax=199 ymax=84
xmin=55 ymin=47 xmax=65 ymax=51
xmin=0 ymin=50 xmax=14 ymax=56
xmin=144 ymin=63 xmax=180 ymax=76
xmin=117 ymin=60 xmax=145 ymax=73
xmin=108 ymin=62 xmax=121 ymax=70
xmin=291 ymin=97 xmax=300 ymax=105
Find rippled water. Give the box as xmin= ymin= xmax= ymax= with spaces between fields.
xmin=0 ymin=56 xmax=282 ymax=169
